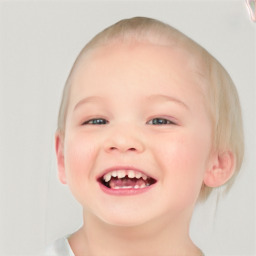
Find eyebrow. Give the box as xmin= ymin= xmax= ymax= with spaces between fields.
xmin=146 ymin=94 xmax=189 ymax=110
xmin=73 ymin=96 xmax=105 ymax=111
xmin=73 ymin=94 xmax=189 ymax=111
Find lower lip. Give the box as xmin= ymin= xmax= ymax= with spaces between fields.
xmin=98 ymin=182 xmax=155 ymax=196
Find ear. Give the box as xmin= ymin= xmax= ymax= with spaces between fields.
xmin=204 ymin=151 xmax=235 ymax=188
xmin=55 ymin=131 xmax=67 ymax=184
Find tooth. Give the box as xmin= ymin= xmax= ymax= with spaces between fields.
xmin=122 ymin=186 xmax=132 ymax=189
xmin=117 ymin=170 xmax=126 ymax=179
xmin=112 ymin=171 xmax=117 ymax=177
xmin=128 ymin=170 xmax=135 ymax=178
xmin=104 ymin=173 xmax=111 ymax=182
xmin=134 ymin=185 xmax=139 ymax=189
xmin=140 ymin=183 xmax=146 ymax=188
xmin=135 ymin=172 xmax=142 ymax=179
xmin=113 ymin=185 xmax=133 ymax=189
xmin=142 ymin=174 xmax=147 ymax=180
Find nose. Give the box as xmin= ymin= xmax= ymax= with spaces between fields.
xmin=103 ymin=126 xmax=145 ymax=154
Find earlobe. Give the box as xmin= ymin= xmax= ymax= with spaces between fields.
xmin=204 ymin=151 xmax=235 ymax=188
xmin=55 ymin=131 xmax=67 ymax=184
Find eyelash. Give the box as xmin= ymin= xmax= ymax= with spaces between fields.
xmin=82 ymin=117 xmax=176 ymax=126
xmin=147 ymin=118 xmax=176 ymax=125
xmin=82 ymin=118 xmax=109 ymax=125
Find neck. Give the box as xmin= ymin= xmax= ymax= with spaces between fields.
xmin=68 ymin=210 xmax=202 ymax=256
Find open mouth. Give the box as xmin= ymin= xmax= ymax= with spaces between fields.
xmin=98 ymin=170 xmax=157 ymax=190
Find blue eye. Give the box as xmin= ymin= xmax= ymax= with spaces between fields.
xmin=147 ymin=118 xmax=176 ymax=125
xmin=82 ymin=118 xmax=108 ymax=125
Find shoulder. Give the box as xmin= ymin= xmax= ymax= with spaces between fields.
xmin=41 ymin=236 xmax=75 ymax=256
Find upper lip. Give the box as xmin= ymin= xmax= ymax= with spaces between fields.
xmin=96 ymin=166 xmax=157 ymax=181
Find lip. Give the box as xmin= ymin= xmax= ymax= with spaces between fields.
xmin=98 ymin=181 xmax=155 ymax=196
xmin=96 ymin=165 xmax=157 ymax=196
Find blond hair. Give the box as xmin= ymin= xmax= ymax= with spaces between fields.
xmin=57 ymin=17 xmax=244 ymax=201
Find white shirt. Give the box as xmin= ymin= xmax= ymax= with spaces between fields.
xmin=42 ymin=236 xmax=75 ymax=256
xmin=42 ymin=236 xmax=205 ymax=256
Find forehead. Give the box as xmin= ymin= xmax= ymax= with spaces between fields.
xmin=69 ymin=41 xmax=209 ymax=103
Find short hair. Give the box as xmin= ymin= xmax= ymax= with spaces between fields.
xmin=57 ymin=17 xmax=244 ymax=201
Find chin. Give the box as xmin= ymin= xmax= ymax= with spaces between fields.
xmin=95 ymin=208 xmax=153 ymax=228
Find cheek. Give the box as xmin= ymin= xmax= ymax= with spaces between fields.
xmin=155 ymin=131 xmax=211 ymax=200
xmin=64 ymin=133 xmax=98 ymax=193
xmin=158 ymin=131 xmax=210 ymax=166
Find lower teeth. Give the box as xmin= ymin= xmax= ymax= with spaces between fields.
xmin=112 ymin=184 xmax=147 ymax=189
xmin=113 ymin=186 xmax=132 ymax=190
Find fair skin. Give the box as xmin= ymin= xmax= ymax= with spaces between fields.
xmin=55 ymin=41 xmax=235 ymax=256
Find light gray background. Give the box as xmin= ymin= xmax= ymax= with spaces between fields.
xmin=0 ymin=0 xmax=255 ymax=255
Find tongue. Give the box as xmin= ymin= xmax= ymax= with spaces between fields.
xmin=109 ymin=177 xmax=146 ymax=189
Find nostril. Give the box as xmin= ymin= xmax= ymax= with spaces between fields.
xmin=109 ymin=146 xmax=136 ymax=151
xmin=104 ymin=139 xmax=145 ymax=153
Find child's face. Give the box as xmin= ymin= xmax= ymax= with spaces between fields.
xmin=59 ymin=42 xmax=213 ymax=226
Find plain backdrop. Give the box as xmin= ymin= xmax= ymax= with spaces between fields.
xmin=0 ymin=0 xmax=255 ymax=255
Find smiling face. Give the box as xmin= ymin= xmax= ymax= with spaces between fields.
xmin=56 ymin=42 xmax=214 ymax=227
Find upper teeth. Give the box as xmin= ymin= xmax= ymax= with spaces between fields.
xmin=103 ymin=170 xmax=148 ymax=182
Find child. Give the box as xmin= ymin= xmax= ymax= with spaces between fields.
xmin=43 ymin=17 xmax=244 ymax=256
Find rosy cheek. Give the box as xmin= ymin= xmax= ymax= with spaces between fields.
xmin=63 ymin=135 xmax=99 ymax=204
xmin=157 ymin=133 xmax=208 ymax=181
xmin=65 ymin=135 xmax=98 ymax=180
